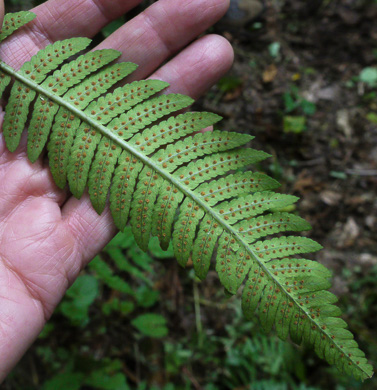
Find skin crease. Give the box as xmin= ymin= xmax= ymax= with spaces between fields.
xmin=0 ymin=0 xmax=233 ymax=381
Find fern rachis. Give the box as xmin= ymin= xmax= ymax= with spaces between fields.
xmin=0 ymin=11 xmax=373 ymax=381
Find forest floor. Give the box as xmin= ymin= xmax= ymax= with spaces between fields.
xmin=4 ymin=1 xmax=377 ymax=390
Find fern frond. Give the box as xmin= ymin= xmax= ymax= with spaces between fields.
xmin=0 ymin=11 xmax=373 ymax=381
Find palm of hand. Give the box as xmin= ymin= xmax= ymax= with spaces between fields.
xmin=0 ymin=0 xmax=232 ymax=379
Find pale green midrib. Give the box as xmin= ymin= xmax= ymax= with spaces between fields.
xmin=0 ymin=60 xmax=368 ymax=378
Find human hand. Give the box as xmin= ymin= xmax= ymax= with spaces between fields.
xmin=0 ymin=0 xmax=232 ymax=380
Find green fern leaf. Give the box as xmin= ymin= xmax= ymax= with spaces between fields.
xmin=130 ymin=166 xmax=165 ymax=251
xmin=236 ymin=212 xmax=312 ymax=243
xmin=0 ymin=11 xmax=373 ymax=381
xmin=214 ymin=192 xmax=299 ymax=224
xmin=252 ymin=236 xmax=322 ymax=261
xmin=0 ymin=11 xmax=36 ymax=42
xmin=110 ymin=151 xmax=143 ymax=230
xmin=172 ymin=149 xmax=270 ymax=188
xmin=196 ymin=172 xmax=281 ymax=206
xmin=193 ymin=216 xmax=223 ymax=279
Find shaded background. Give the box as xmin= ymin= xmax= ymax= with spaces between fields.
xmin=3 ymin=0 xmax=377 ymax=389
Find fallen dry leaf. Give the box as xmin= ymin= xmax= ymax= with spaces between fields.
xmin=263 ymin=64 xmax=278 ymax=83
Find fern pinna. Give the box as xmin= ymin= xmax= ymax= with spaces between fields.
xmin=0 ymin=11 xmax=373 ymax=380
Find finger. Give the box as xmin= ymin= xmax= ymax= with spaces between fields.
xmin=61 ymin=34 xmax=233 ymax=265
xmin=0 ymin=0 xmax=143 ymax=69
xmin=62 ymin=194 xmax=117 ymax=268
xmin=0 ymin=0 xmax=4 ymax=27
xmin=150 ymin=34 xmax=234 ymax=99
xmin=96 ymin=0 xmax=230 ymax=81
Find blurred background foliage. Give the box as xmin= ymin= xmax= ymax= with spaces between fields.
xmin=3 ymin=0 xmax=377 ymax=389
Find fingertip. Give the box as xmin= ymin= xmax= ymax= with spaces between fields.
xmin=153 ymin=33 xmax=234 ymax=99
xmin=219 ymin=0 xmax=231 ymax=18
xmin=202 ymin=33 xmax=234 ymax=74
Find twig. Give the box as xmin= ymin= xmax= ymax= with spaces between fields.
xmin=193 ymin=280 xmax=203 ymax=348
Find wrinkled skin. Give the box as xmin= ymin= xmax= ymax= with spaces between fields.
xmin=0 ymin=0 xmax=233 ymax=380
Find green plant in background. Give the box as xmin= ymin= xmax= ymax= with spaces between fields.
xmin=268 ymin=42 xmax=281 ymax=59
xmin=283 ymin=116 xmax=307 ymax=134
xmin=60 ymin=227 xmax=170 ymax=337
xmin=59 ymin=275 xmax=99 ymax=326
xmin=359 ymin=67 xmax=377 ymax=127
xmin=359 ymin=67 xmax=377 ymax=88
xmin=366 ymin=112 xmax=377 ymax=124
xmin=345 ymin=66 xmax=377 ymax=92
xmin=213 ymin=74 xmax=243 ymax=103
xmin=283 ymin=86 xmax=317 ymax=115
xmin=101 ymin=17 xmax=126 ymax=38
xmin=132 ymin=313 xmax=168 ymax=338
xmin=283 ymin=85 xmax=316 ymax=134
xmin=41 ymin=359 xmax=131 ymax=390
xmin=163 ymin=303 xmax=325 ymax=390
xmin=0 ymin=10 xmax=374 ymax=383
xmin=217 ymin=75 xmax=243 ymax=93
